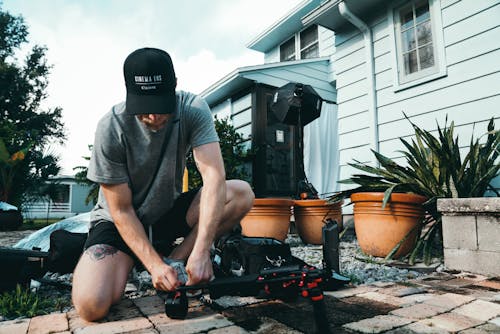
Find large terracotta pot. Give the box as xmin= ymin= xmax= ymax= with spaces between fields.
xmin=351 ymin=192 xmax=427 ymax=258
xmin=240 ymin=198 xmax=293 ymax=241
xmin=293 ymin=199 xmax=343 ymax=245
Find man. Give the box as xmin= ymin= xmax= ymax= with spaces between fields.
xmin=72 ymin=47 xmax=254 ymax=321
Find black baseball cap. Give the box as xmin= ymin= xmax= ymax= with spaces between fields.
xmin=124 ymin=48 xmax=177 ymax=115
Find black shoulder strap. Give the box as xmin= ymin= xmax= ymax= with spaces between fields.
xmin=144 ymin=118 xmax=179 ymax=196
xmin=110 ymin=107 xmax=177 ymax=197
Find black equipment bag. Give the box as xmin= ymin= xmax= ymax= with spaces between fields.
xmin=0 ymin=247 xmax=48 ymax=292
xmin=47 ymin=229 xmax=87 ymax=274
xmin=215 ymin=234 xmax=304 ymax=277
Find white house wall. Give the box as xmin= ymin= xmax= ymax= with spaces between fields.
xmin=211 ymin=94 xmax=252 ymax=140
xmin=334 ymin=0 xmax=500 ymax=192
xmin=211 ymin=99 xmax=231 ymax=120
xmin=319 ymin=25 xmax=336 ymax=58
xmin=264 ymin=48 xmax=279 ymax=63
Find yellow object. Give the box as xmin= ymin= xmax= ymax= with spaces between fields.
xmin=183 ymin=167 xmax=189 ymax=192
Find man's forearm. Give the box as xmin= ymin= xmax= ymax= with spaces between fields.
xmin=112 ymin=210 xmax=163 ymax=272
xmin=192 ymin=175 xmax=226 ymax=255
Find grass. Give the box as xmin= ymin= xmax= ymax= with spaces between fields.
xmin=18 ymin=219 xmax=62 ymax=231
xmin=0 ymin=285 xmax=70 ymax=320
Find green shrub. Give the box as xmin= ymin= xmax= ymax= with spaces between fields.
xmin=186 ymin=116 xmax=253 ymax=188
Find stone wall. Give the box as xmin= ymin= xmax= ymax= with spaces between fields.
xmin=437 ymin=198 xmax=500 ymax=276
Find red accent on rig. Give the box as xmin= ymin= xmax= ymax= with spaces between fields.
xmin=311 ymin=295 xmax=324 ymax=301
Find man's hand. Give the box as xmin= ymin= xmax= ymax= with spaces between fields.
xmin=185 ymin=251 xmax=213 ymax=286
xmin=150 ymin=263 xmax=181 ymax=291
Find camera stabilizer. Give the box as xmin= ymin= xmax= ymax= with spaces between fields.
xmin=164 ymin=219 xmax=349 ymax=334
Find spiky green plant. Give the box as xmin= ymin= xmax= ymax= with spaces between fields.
xmin=0 ymin=285 xmax=61 ymax=319
xmin=330 ymin=116 xmax=499 ymax=264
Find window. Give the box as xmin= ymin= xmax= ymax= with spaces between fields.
xmin=279 ymin=25 xmax=319 ymax=62
xmin=392 ymin=0 xmax=446 ymax=88
xmin=300 ymin=25 xmax=319 ymax=59
xmin=51 ymin=184 xmax=70 ymax=204
xmin=280 ymin=37 xmax=296 ymax=61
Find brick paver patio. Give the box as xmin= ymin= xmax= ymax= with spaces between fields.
xmin=0 ymin=272 xmax=498 ymax=334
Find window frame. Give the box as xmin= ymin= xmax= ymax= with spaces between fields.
xmin=279 ymin=25 xmax=319 ymax=62
xmin=389 ymin=0 xmax=447 ymax=91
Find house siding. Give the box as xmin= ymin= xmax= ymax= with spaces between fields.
xmin=212 ymin=98 xmax=231 ymax=120
xmin=319 ymin=25 xmax=336 ymax=58
xmin=334 ymin=0 xmax=500 ymax=193
xmin=264 ymin=48 xmax=279 ymax=63
xmin=70 ymin=184 xmax=94 ymax=213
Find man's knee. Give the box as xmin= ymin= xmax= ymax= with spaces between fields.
xmin=227 ymin=179 xmax=254 ymax=213
xmin=72 ymin=293 xmax=111 ymax=322
xmin=71 ymin=250 xmax=132 ymax=322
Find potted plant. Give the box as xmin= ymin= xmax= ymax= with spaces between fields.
xmin=240 ymin=198 xmax=294 ymax=241
xmin=293 ymin=197 xmax=343 ymax=245
xmin=330 ymin=116 xmax=499 ymax=263
xmin=348 ymin=192 xmax=427 ymax=258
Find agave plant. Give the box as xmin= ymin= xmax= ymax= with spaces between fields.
xmin=330 ymin=116 xmax=499 ymax=264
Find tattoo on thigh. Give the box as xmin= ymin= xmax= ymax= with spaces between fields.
xmin=85 ymin=244 xmax=118 ymax=261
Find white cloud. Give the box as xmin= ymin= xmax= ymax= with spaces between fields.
xmin=175 ymin=49 xmax=263 ymax=94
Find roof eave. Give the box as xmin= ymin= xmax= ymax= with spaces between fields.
xmin=246 ymin=0 xmax=320 ymax=53
xmin=302 ymin=0 xmax=389 ymax=30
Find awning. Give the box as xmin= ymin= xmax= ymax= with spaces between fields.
xmin=201 ymin=57 xmax=336 ymax=106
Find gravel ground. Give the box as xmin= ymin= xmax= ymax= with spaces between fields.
xmin=287 ymin=233 xmax=433 ymax=285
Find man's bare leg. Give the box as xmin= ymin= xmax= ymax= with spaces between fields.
xmin=168 ymin=179 xmax=254 ymax=261
xmin=72 ymin=245 xmax=134 ymax=322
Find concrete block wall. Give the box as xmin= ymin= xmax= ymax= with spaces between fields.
xmin=437 ymin=198 xmax=500 ymax=276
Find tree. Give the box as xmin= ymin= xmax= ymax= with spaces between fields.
xmin=0 ymin=5 xmax=65 ymax=207
xmin=73 ymin=145 xmax=99 ymax=205
xmin=186 ymin=116 xmax=253 ymax=189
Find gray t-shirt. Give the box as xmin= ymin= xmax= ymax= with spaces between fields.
xmin=87 ymin=91 xmax=219 ymax=227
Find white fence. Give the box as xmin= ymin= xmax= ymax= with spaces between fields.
xmin=22 ymin=201 xmax=72 ymax=219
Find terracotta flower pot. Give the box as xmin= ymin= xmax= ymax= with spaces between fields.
xmin=240 ymin=198 xmax=293 ymax=241
xmin=351 ymin=192 xmax=427 ymax=258
xmin=293 ymin=199 xmax=343 ymax=245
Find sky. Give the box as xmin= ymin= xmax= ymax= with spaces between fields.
xmin=2 ymin=0 xmax=303 ymax=174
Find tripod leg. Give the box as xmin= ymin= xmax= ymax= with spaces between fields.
xmin=322 ymin=219 xmax=339 ymax=273
xmin=312 ymin=297 xmax=330 ymax=334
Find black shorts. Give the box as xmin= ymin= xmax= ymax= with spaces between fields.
xmin=84 ymin=188 xmax=200 ymax=259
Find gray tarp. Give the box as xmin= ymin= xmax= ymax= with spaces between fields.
xmin=0 ymin=201 xmax=18 ymax=211
xmin=14 ymin=212 xmax=90 ymax=251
